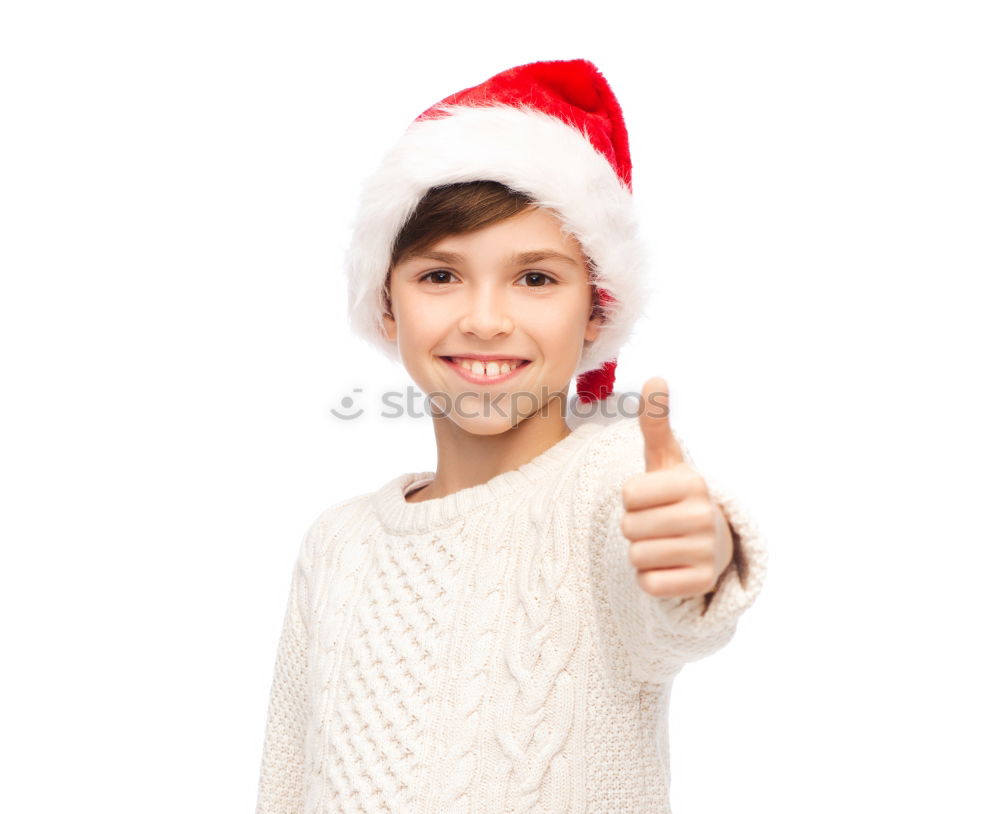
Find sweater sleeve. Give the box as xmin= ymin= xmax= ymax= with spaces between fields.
xmin=254 ymin=529 xmax=314 ymax=814
xmin=593 ymin=421 xmax=769 ymax=684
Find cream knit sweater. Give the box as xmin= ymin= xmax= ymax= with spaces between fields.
xmin=255 ymin=416 xmax=767 ymax=814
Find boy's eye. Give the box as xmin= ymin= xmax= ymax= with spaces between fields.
xmin=517 ymin=272 xmax=556 ymax=287
xmin=419 ymin=270 xmax=455 ymax=284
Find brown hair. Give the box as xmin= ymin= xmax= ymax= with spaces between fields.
xmin=383 ymin=180 xmax=602 ymax=321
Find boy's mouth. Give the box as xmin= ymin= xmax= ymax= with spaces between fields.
xmin=439 ymin=355 xmax=531 ymax=382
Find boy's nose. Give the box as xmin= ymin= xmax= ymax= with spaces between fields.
xmin=457 ymin=291 xmax=514 ymax=340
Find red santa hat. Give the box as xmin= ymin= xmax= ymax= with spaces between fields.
xmin=345 ymin=58 xmax=651 ymax=403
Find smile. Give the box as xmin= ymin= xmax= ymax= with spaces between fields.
xmin=439 ymin=356 xmax=531 ymax=384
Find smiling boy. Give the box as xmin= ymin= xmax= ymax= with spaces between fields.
xmin=384 ymin=185 xmax=602 ymax=497
xmin=255 ymin=59 xmax=767 ymax=814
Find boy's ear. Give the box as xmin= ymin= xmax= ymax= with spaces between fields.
xmin=381 ymin=308 xmax=397 ymax=342
xmin=380 ymin=279 xmax=397 ymax=341
xmin=584 ymin=286 xmax=605 ymax=344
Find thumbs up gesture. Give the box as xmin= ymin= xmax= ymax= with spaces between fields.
xmin=621 ymin=377 xmax=735 ymax=599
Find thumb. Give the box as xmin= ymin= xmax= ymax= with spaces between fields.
xmin=639 ymin=376 xmax=684 ymax=471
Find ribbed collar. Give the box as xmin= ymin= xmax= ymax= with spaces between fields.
xmin=372 ymin=421 xmax=606 ymax=534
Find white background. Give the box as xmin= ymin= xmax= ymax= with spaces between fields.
xmin=2 ymin=1 xmax=997 ymax=812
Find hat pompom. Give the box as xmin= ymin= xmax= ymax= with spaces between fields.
xmin=576 ymin=360 xmax=617 ymax=404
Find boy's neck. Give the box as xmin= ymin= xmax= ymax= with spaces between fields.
xmin=405 ymin=408 xmax=573 ymax=503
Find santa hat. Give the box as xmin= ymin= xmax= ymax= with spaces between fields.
xmin=345 ymin=58 xmax=651 ymax=403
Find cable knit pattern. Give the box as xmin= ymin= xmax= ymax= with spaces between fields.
xmin=255 ymin=417 xmax=768 ymax=813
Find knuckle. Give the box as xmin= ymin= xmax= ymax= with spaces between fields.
xmin=693 ymin=501 xmax=715 ymax=530
xmin=684 ymin=469 xmax=706 ymax=494
xmin=695 ymin=535 xmax=716 ymax=565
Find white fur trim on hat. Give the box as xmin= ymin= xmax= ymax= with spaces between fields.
xmin=344 ymin=103 xmax=652 ymax=377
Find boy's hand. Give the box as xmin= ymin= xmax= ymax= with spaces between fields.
xmin=620 ymin=377 xmax=734 ymax=599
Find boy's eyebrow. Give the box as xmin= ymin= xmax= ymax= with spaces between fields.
xmin=408 ymin=249 xmax=581 ymax=267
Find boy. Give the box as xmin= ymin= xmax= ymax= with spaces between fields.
xmin=255 ymin=58 xmax=767 ymax=813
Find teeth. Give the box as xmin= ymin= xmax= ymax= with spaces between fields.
xmin=450 ymin=357 xmax=523 ymax=378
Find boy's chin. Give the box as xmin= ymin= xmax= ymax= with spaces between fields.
xmin=442 ymin=407 xmax=570 ymax=437
xmin=441 ymin=413 xmax=522 ymax=437
xmin=425 ymin=387 xmax=571 ymax=435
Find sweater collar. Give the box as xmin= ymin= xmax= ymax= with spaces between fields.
xmin=372 ymin=421 xmax=606 ymax=534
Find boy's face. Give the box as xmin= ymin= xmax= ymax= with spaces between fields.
xmin=382 ymin=206 xmax=603 ymax=435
